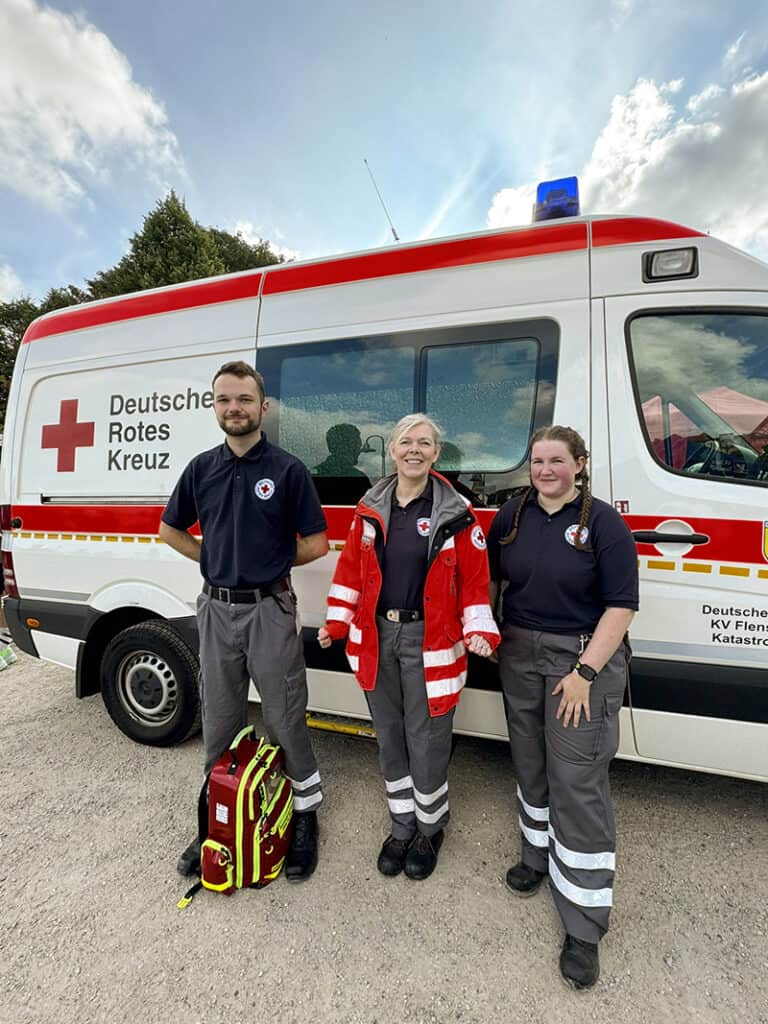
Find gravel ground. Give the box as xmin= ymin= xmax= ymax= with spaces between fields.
xmin=1 ymin=649 xmax=766 ymax=1024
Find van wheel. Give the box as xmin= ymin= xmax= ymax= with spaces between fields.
xmin=100 ymin=620 xmax=201 ymax=746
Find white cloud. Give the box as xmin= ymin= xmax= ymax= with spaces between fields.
xmin=686 ymin=84 xmax=724 ymax=113
xmin=0 ymin=0 xmax=182 ymax=209
xmin=0 ymin=263 xmax=23 ymax=301
xmin=723 ymin=32 xmax=746 ymax=67
xmin=232 ymin=219 xmax=263 ymax=243
xmin=233 ymin=220 xmax=301 ymax=262
xmin=486 ymin=183 xmax=536 ymax=232
xmin=270 ymin=241 xmax=301 ymax=263
xmin=487 ymin=71 xmax=768 ymax=262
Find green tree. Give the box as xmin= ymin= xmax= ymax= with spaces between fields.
xmin=38 ymin=284 xmax=90 ymax=314
xmin=208 ymin=227 xmax=284 ymax=273
xmin=88 ymin=191 xmax=225 ymax=299
xmin=0 ymin=193 xmax=292 ymax=429
xmin=0 ymin=297 xmax=38 ymax=429
xmin=0 ymin=287 xmax=90 ymax=429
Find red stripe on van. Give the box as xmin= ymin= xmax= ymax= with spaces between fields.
xmin=10 ymin=507 xmax=763 ymax=566
xmin=592 ymin=218 xmax=704 ymax=247
xmin=21 ymin=223 xmax=592 ymax=344
xmin=21 ymin=272 xmax=264 ymax=344
xmin=623 ymin=514 xmax=765 ymax=566
xmin=11 ymin=505 xmax=170 ymax=534
xmin=12 ymin=502 xmax=495 ymax=540
xmin=261 ymin=222 xmax=588 ymax=295
xmin=17 ymin=216 xmax=706 ymax=346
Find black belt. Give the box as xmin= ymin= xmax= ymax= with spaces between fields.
xmin=379 ymin=608 xmax=423 ymax=623
xmin=203 ymin=579 xmax=289 ymax=604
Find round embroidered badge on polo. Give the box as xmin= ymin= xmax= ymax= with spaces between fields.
xmin=565 ymin=523 xmax=589 ymax=546
xmin=471 ymin=525 xmax=486 ymax=550
xmin=416 ymin=517 xmax=431 ymax=537
xmin=255 ymin=478 xmax=275 ymax=500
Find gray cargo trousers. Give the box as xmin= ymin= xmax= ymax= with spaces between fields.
xmin=366 ymin=618 xmax=455 ymax=840
xmin=499 ymin=624 xmax=629 ymax=944
xmin=197 ymin=587 xmax=322 ymax=811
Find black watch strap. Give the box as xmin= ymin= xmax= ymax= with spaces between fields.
xmin=573 ymin=660 xmax=598 ymax=683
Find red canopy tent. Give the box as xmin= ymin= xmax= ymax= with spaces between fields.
xmin=642 ymin=386 xmax=768 ymax=469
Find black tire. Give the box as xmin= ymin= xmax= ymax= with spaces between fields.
xmin=100 ymin=620 xmax=201 ymax=746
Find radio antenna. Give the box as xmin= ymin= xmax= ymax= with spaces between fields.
xmin=363 ymin=158 xmax=400 ymax=242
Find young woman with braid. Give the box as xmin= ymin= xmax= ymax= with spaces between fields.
xmin=486 ymin=426 xmax=638 ymax=991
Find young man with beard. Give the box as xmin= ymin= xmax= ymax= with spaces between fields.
xmin=160 ymin=361 xmax=328 ymax=881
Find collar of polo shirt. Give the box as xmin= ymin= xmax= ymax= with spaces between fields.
xmin=222 ymin=434 xmax=267 ymax=460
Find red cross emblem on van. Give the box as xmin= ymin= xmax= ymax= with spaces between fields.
xmin=41 ymin=399 xmax=95 ymax=472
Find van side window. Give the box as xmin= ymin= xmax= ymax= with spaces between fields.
xmin=424 ymin=339 xmax=539 ymax=472
xmin=268 ymin=342 xmax=415 ymax=503
xmin=258 ymin=319 xmax=559 ymax=506
xmin=629 ymin=312 xmax=768 ymax=485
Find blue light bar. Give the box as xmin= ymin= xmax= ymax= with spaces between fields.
xmin=533 ymin=176 xmax=580 ymax=222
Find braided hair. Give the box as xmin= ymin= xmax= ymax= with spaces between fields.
xmin=499 ymin=425 xmax=592 ymax=550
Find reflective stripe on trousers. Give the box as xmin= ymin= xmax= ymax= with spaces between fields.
xmin=367 ymin=617 xmax=454 ymax=839
xmin=499 ymin=624 xmax=629 ymax=943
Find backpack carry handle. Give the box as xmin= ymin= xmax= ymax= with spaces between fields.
xmin=226 ymin=725 xmax=257 ymax=774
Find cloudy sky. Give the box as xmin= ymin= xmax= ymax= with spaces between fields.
xmin=1 ymin=0 xmax=767 ymax=302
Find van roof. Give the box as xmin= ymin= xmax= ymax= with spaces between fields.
xmin=22 ymin=215 xmax=706 ymax=345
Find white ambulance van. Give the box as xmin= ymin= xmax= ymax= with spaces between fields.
xmin=2 ymin=205 xmax=767 ymax=782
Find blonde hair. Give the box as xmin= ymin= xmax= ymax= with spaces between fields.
xmin=388 ymin=414 xmax=442 ymax=450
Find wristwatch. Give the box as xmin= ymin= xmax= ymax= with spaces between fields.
xmin=572 ymin=660 xmax=598 ymax=683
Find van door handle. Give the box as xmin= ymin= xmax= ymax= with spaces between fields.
xmin=632 ymin=531 xmax=710 ymax=545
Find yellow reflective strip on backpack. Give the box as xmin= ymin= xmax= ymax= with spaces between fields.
xmin=275 ymin=791 xmax=293 ymax=837
xmin=235 ymin=755 xmax=265 ymax=889
xmin=246 ymin=766 xmax=270 ymax=885
xmin=263 ymin=856 xmax=285 ymax=881
xmin=202 ymin=875 xmax=233 ymax=892
xmin=260 ymin=774 xmax=286 ymax=821
xmin=247 ymin=747 xmax=279 ymax=819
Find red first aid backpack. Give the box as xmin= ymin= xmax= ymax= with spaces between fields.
xmin=179 ymin=727 xmax=293 ymax=905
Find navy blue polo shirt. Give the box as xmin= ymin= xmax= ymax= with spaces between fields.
xmin=487 ymin=490 xmax=638 ymax=634
xmin=378 ymin=479 xmax=433 ymax=611
xmin=162 ymin=435 xmax=327 ymax=588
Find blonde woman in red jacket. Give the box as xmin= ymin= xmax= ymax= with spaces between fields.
xmin=318 ymin=414 xmax=499 ymax=880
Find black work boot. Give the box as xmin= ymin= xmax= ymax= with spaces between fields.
xmin=377 ymin=834 xmax=412 ymax=877
xmin=505 ymin=861 xmax=547 ymax=897
xmin=176 ymin=836 xmax=201 ymax=877
xmin=559 ymin=934 xmax=600 ymax=990
xmin=285 ymin=811 xmax=319 ymax=882
xmin=404 ymin=830 xmax=444 ymax=880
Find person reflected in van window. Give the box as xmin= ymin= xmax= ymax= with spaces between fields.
xmin=486 ymin=425 xmax=638 ymax=991
xmin=317 ymin=414 xmax=499 ymax=880
xmin=313 ymin=423 xmax=371 ymax=505
xmin=314 ymin=423 xmax=368 ymax=478
xmin=160 ymin=360 xmax=329 ymax=883
xmin=434 ymin=441 xmax=481 ymax=505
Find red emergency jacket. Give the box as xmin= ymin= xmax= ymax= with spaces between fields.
xmin=323 ymin=471 xmax=500 ymax=717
